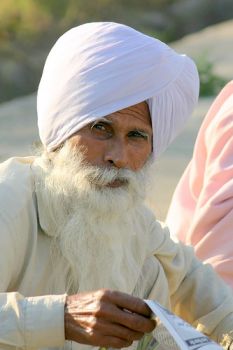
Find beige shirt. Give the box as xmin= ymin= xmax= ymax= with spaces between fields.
xmin=1 ymin=157 xmax=233 ymax=350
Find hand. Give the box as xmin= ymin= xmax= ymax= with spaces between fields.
xmin=64 ymin=289 xmax=156 ymax=348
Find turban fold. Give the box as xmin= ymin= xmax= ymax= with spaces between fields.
xmin=37 ymin=22 xmax=199 ymax=158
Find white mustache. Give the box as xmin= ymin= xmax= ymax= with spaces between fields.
xmin=46 ymin=141 xmax=153 ymax=194
xmin=85 ymin=167 xmax=135 ymax=187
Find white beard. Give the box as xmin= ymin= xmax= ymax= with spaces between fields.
xmin=33 ymin=142 xmax=154 ymax=295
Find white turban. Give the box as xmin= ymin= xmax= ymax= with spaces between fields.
xmin=37 ymin=22 xmax=199 ymax=158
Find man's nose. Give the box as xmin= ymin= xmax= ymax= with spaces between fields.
xmin=104 ymin=140 xmax=129 ymax=169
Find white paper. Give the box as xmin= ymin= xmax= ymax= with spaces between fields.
xmin=145 ymin=300 xmax=223 ymax=350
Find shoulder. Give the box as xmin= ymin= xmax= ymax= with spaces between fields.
xmin=134 ymin=204 xmax=157 ymax=230
xmin=135 ymin=204 xmax=171 ymax=250
xmin=0 ymin=156 xmax=35 ymax=178
xmin=0 ymin=156 xmax=35 ymax=187
xmin=0 ymin=157 xmax=38 ymax=288
xmin=0 ymin=156 xmax=36 ymax=224
xmin=206 ymin=81 xmax=233 ymax=128
xmin=136 ymin=204 xmax=166 ymax=230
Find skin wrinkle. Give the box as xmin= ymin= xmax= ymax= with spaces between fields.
xmin=69 ymin=101 xmax=152 ymax=173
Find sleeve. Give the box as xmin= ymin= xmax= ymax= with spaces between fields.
xmin=188 ymin=100 xmax=233 ymax=286
xmin=150 ymin=220 xmax=233 ymax=347
xmin=166 ymin=82 xmax=233 ymax=289
xmin=0 ymin=221 xmax=66 ymax=349
xmin=0 ymin=292 xmax=66 ymax=349
xmin=0 ymin=159 xmax=66 ymax=349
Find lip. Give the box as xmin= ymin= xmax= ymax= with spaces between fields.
xmin=107 ymin=179 xmax=128 ymax=188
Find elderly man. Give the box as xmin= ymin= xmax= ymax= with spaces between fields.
xmin=1 ymin=22 xmax=233 ymax=350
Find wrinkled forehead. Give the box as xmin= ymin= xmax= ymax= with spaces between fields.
xmin=100 ymin=101 xmax=151 ymax=128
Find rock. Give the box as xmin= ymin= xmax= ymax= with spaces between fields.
xmin=171 ymin=19 xmax=233 ymax=79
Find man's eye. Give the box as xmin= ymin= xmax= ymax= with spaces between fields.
xmin=90 ymin=122 xmax=112 ymax=139
xmin=128 ymin=130 xmax=148 ymax=140
xmin=91 ymin=122 xmax=106 ymax=131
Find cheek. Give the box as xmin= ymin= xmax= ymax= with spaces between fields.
xmin=70 ymin=135 xmax=105 ymax=165
xmin=129 ymin=144 xmax=152 ymax=170
xmin=84 ymin=144 xmax=103 ymax=164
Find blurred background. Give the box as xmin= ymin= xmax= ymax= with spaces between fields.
xmin=0 ymin=0 xmax=233 ymax=219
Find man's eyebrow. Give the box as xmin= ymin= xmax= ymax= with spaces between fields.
xmin=131 ymin=129 xmax=150 ymax=138
xmin=135 ymin=128 xmax=150 ymax=134
xmin=91 ymin=117 xmax=113 ymax=125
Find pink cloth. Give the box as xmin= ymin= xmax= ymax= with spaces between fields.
xmin=166 ymin=81 xmax=233 ymax=288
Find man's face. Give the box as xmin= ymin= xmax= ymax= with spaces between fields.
xmin=35 ymin=101 xmax=153 ymax=293
xmin=68 ymin=101 xmax=152 ymax=187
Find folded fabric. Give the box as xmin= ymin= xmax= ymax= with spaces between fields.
xmin=37 ymin=22 xmax=199 ymax=158
xmin=166 ymin=81 xmax=233 ymax=288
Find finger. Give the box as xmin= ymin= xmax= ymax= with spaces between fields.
xmin=92 ymin=302 xmax=155 ymax=334
xmin=111 ymin=307 xmax=156 ymax=333
xmin=66 ymin=315 xmax=135 ymax=348
xmin=103 ymin=321 xmax=144 ymax=342
xmin=73 ymin=313 xmax=144 ymax=341
xmin=101 ymin=336 xmax=133 ymax=349
xmin=87 ymin=294 xmax=156 ymax=334
xmin=103 ymin=290 xmax=152 ymax=317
